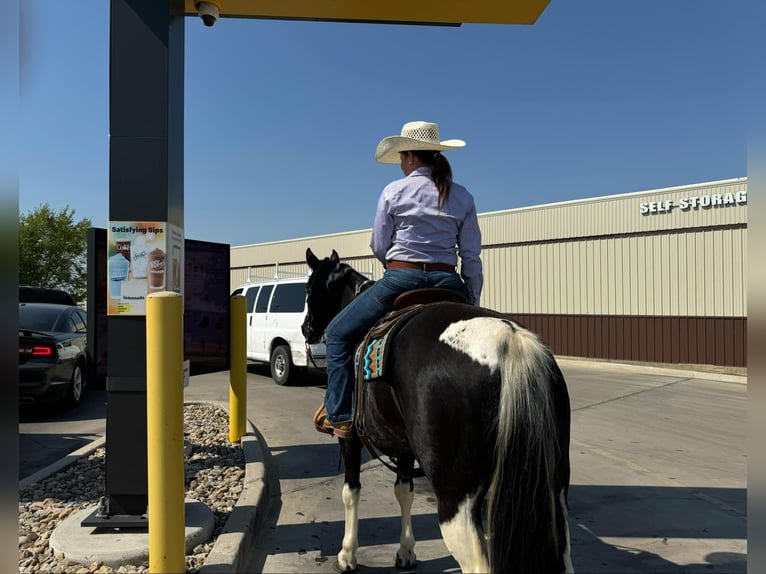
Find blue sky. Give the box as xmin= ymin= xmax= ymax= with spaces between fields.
xmin=18 ymin=1 xmax=747 ymax=248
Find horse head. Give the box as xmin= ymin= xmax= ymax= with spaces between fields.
xmin=302 ymin=248 xmax=353 ymax=344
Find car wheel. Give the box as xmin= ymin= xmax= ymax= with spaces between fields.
xmin=270 ymin=345 xmax=294 ymax=386
xmin=66 ymin=363 xmax=85 ymax=407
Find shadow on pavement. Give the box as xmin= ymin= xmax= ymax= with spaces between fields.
xmin=569 ymin=484 xmax=746 ymax=573
xmin=247 ymin=363 xmax=327 ymax=388
xmin=19 ymin=389 xmax=107 ymax=423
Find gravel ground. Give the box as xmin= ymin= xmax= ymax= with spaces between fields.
xmin=18 ymin=403 xmax=245 ymax=573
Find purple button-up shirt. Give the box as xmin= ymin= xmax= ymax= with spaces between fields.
xmin=370 ymin=167 xmax=483 ymax=305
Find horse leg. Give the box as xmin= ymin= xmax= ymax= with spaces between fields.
xmin=436 ymin=489 xmax=490 ymax=574
xmin=336 ymin=436 xmax=363 ymax=572
xmin=561 ymin=489 xmax=575 ymax=573
xmin=393 ymin=455 xmax=417 ymax=568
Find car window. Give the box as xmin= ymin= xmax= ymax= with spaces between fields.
xmin=64 ymin=317 xmax=78 ymax=333
xmin=245 ymin=286 xmax=260 ymax=313
xmin=71 ymin=310 xmax=87 ymax=333
xmin=254 ymin=285 xmax=273 ymax=313
xmin=18 ymin=305 xmax=63 ymax=331
xmin=269 ymin=283 xmax=307 ymax=313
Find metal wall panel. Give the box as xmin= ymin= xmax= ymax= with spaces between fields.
xmin=512 ymin=314 xmax=747 ymax=367
xmin=479 ymin=178 xmax=747 ymax=246
xmin=480 ymin=226 xmax=746 ymax=317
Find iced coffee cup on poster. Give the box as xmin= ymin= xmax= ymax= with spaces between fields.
xmin=148 ymin=248 xmax=166 ymax=290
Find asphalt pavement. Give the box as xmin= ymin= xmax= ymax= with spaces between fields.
xmin=20 ymin=359 xmax=748 ymax=573
xmin=186 ymin=360 xmax=747 ymax=574
xmin=19 ymin=388 xmax=107 ymax=481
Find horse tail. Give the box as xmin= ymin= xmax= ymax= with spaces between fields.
xmin=486 ymin=320 xmax=570 ymax=574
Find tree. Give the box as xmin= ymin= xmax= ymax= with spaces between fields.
xmin=19 ymin=204 xmax=92 ymax=304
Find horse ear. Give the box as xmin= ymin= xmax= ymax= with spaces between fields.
xmin=306 ymin=248 xmax=320 ymax=270
xmin=331 ymin=249 xmax=340 ymax=262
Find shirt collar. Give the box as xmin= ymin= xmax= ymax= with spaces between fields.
xmin=407 ymin=166 xmax=432 ymax=178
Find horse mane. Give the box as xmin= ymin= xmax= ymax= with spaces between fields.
xmin=304 ymin=254 xmax=374 ymax=337
xmin=324 ymin=260 xmax=373 ymax=305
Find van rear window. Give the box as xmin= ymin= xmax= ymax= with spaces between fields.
xmin=270 ymin=283 xmax=306 ymax=313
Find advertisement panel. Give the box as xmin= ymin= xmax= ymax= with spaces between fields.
xmin=107 ymin=221 xmax=184 ymax=315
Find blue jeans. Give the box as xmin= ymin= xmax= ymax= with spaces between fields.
xmin=324 ymin=268 xmax=467 ymax=423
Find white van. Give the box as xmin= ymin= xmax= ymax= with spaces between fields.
xmin=231 ymin=277 xmax=326 ymax=385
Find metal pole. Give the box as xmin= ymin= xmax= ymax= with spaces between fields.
xmin=229 ymin=295 xmax=247 ymax=441
xmin=146 ymin=291 xmax=185 ymax=574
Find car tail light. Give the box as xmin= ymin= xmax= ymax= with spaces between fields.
xmin=19 ymin=344 xmax=55 ymax=357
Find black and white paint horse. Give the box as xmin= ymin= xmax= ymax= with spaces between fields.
xmin=302 ymin=249 xmax=573 ymax=574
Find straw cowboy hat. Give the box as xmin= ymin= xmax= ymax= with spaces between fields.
xmin=375 ymin=121 xmax=466 ymax=164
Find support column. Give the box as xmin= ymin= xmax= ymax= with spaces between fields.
xmin=104 ymin=0 xmax=184 ymax=521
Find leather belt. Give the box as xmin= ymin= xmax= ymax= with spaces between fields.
xmin=387 ymin=260 xmax=455 ymax=272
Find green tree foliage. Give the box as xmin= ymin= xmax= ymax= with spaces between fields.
xmin=19 ymin=204 xmax=92 ymax=303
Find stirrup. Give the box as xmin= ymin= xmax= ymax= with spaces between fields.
xmin=313 ymin=404 xmax=353 ymax=439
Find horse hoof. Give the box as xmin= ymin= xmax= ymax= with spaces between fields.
xmin=395 ymin=554 xmax=417 ymax=569
xmin=333 ymin=560 xmax=357 ymax=573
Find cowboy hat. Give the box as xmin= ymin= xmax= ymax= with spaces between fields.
xmin=375 ymin=121 xmax=466 ymax=164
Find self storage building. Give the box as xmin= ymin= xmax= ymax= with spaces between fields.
xmin=231 ymin=177 xmax=747 ymax=367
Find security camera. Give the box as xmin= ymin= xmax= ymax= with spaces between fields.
xmin=195 ymin=1 xmax=220 ymax=27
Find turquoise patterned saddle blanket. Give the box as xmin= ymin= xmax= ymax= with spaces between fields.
xmin=353 ymin=304 xmax=424 ymax=382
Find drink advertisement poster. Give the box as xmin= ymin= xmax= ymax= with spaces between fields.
xmin=107 ymin=221 xmax=184 ymax=316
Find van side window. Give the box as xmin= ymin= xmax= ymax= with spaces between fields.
xmin=269 ymin=283 xmax=307 ymax=313
xmin=255 ymin=285 xmax=274 ymax=313
xmin=245 ymin=287 xmax=260 ymax=312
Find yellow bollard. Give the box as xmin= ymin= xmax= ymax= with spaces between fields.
xmin=229 ymin=295 xmax=247 ymax=442
xmin=146 ymin=291 xmax=185 ymax=574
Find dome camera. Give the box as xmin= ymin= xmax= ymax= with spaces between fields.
xmin=195 ymin=1 xmax=220 ymax=27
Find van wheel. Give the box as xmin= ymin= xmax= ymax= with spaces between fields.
xmin=270 ymin=345 xmax=294 ymax=386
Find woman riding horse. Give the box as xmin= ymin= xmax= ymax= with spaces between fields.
xmin=302 ymin=250 xmax=574 ymax=573
xmin=314 ymin=120 xmax=483 ymax=438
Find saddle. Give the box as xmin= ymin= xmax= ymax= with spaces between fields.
xmin=353 ymin=288 xmax=468 ymax=382
xmin=352 ymin=288 xmax=467 ymax=444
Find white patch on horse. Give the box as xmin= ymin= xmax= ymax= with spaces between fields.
xmin=337 ymin=484 xmax=360 ymax=571
xmin=439 ymin=490 xmax=490 ymax=574
xmin=439 ymin=317 xmax=518 ymax=371
xmin=394 ymin=481 xmax=417 ymax=568
xmin=561 ymin=489 xmax=575 ymax=573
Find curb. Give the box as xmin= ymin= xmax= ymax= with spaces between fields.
xmin=19 ymin=436 xmax=107 ymax=491
xmin=556 ymin=356 xmax=747 ymax=385
xmin=199 ymin=417 xmax=268 ymax=573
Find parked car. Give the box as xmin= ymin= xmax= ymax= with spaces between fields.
xmin=231 ymin=276 xmax=326 ymax=385
xmin=19 ymin=302 xmax=88 ymax=407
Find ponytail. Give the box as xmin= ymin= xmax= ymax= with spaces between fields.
xmin=412 ymin=150 xmax=453 ymax=209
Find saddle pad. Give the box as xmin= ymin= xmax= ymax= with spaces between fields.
xmin=354 ymin=332 xmax=390 ymax=381
xmin=353 ymin=304 xmax=425 ymax=382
